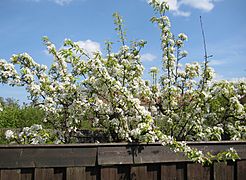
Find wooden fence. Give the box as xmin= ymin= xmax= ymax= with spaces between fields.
xmin=0 ymin=141 xmax=245 ymax=180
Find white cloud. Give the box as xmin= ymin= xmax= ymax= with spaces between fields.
xmin=148 ymin=0 xmax=217 ymax=16
xmin=141 ymin=53 xmax=157 ymax=61
xmin=180 ymin=0 xmax=214 ymax=12
xmin=165 ymin=0 xmax=191 ymax=16
xmin=43 ymin=40 xmax=100 ymax=57
xmin=75 ymin=40 xmax=101 ymax=57
xmin=166 ymin=0 xmax=179 ymax=11
xmin=209 ymin=60 xmax=226 ymax=66
xmin=173 ymin=10 xmax=191 ymax=17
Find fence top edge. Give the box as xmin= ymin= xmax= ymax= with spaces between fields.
xmin=0 ymin=141 xmax=245 ymax=148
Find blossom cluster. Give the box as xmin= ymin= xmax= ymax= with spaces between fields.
xmin=5 ymin=124 xmax=60 ymax=144
xmin=149 ymin=0 xmax=245 ymax=143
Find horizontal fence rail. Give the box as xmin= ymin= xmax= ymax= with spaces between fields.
xmin=0 ymin=141 xmax=245 ymax=180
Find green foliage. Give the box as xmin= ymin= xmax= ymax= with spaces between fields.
xmin=0 ymin=128 xmax=8 ymax=144
xmin=0 ymin=98 xmax=45 ymax=128
xmin=0 ymin=97 xmax=46 ymax=144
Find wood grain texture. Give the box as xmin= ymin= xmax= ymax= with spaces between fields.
xmin=101 ymin=167 xmax=117 ymax=180
xmin=176 ymin=163 xmax=186 ymax=180
xmin=213 ymin=162 xmax=235 ymax=180
xmin=0 ymin=147 xmax=97 ymax=168
xmin=146 ymin=164 xmax=160 ymax=180
xmin=98 ymin=142 xmax=246 ymax=165
xmin=34 ymin=168 xmax=54 ymax=180
xmin=237 ymin=160 xmax=246 ymax=180
xmin=161 ymin=163 xmax=186 ymax=180
xmin=130 ymin=165 xmax=147 ymax=180
xmin=0 ymin=169 xmax=21 ymax=180
xmin=187 ymin=163 xmax=210 ymax=180
xmin=98 ymin=145 xmax=186 ymax=165
xmin=0 ymin=142 xmax=245 ymax=168
xmin=161 ymin=163 xmax=177 ymax=180
xmin=66 ymin=167 xmax=85 ymax=180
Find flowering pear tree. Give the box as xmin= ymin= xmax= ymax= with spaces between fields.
xmin=0 ymin=10 xmax=156 ymax=143
xmin=0 ymin=0 xmax=244 ymax=164
xmin=148 ymin=0 xmax=246 ymax=142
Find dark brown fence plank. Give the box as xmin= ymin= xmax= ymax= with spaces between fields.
xmin=131 ymin=165 xmax=147 ymax=180
xmin=98 ymin=145 xmax=185 ymax=165
xmin=66 ymin=167 xmax=85 ymax=180
xmin=1 ymin=142 xmax=245 ymax=168
xmin=237 ymin=160 xmax=246 ymax=180
xmin=97 ymin=142 xmax=246 ymax=165
xmin=161 ymin=163 xmax=186 ymax=180
xmin=101 ymin=167 xmax=117 ymax=180
xmin=147 ymin=164 xmax=159 ymax=180
xmin=187 ymin=163 xmax=210 ymax=180
xmin=21 ymin=169 xmax=34 ymax=180
xmin=98 ymin=146 xmax=133 ymax=165
xmin=0 ymin=147 xmax=97 ymax=168
xmin=176 ymin=163 xmax=186 ymax=180
xmin=0 ymin=149 xmax=24 ymax=168
xmin=161 ymin=163 xmax=176 ymax=180
xmin=213 ymin=162 xmax=234 ymax=180
xmin=0 ymin=169 xmax=21 ymax=180
xmin=34 ymin=168 xmax=54 ymax=180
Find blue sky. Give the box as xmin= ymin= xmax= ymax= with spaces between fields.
xmin=0 ymin=0 xmax=246 ymax=102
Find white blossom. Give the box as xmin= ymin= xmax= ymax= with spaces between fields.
xmin=5 ymin=130 xmax=14 ymax=140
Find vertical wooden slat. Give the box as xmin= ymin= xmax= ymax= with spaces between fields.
xmin=101 ymin=166 xmax=117 ymax=180
xmin=66 ymin=167 xmax=85 ymax=180
xmin=213 ymin=162 xmax=234 ymax=180
xmin=100 ymin=167 xmax=109 ymax=180
xmin=187 ymin=163 xmax=210 ymax=180
xmin=100 ymin=166 xmax=130 ymax=180
xmin=35 ymin=168 xmax=54 ymax=180
xmin=147 ymin=164 xmax=159 ymax=180
xmin=161 ymin=163 xmax=186 ymax=180
xmin=176 ymin=163 xmax=186 ymax=180
xmin=0 ymin=169 xmax=21 ymax=180
xmin=237 ymin=160 xmax=246 ymax=180
xmin=131 ymin=165 xmax=147 ymax=180
xmin=161 ymin=163 xmax=176 ymax=180
xmin=21 ymin=169 xmax=34 ymax=180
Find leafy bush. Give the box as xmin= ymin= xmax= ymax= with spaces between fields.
xmin=0 ymin=98 xmax=45 ymax=128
